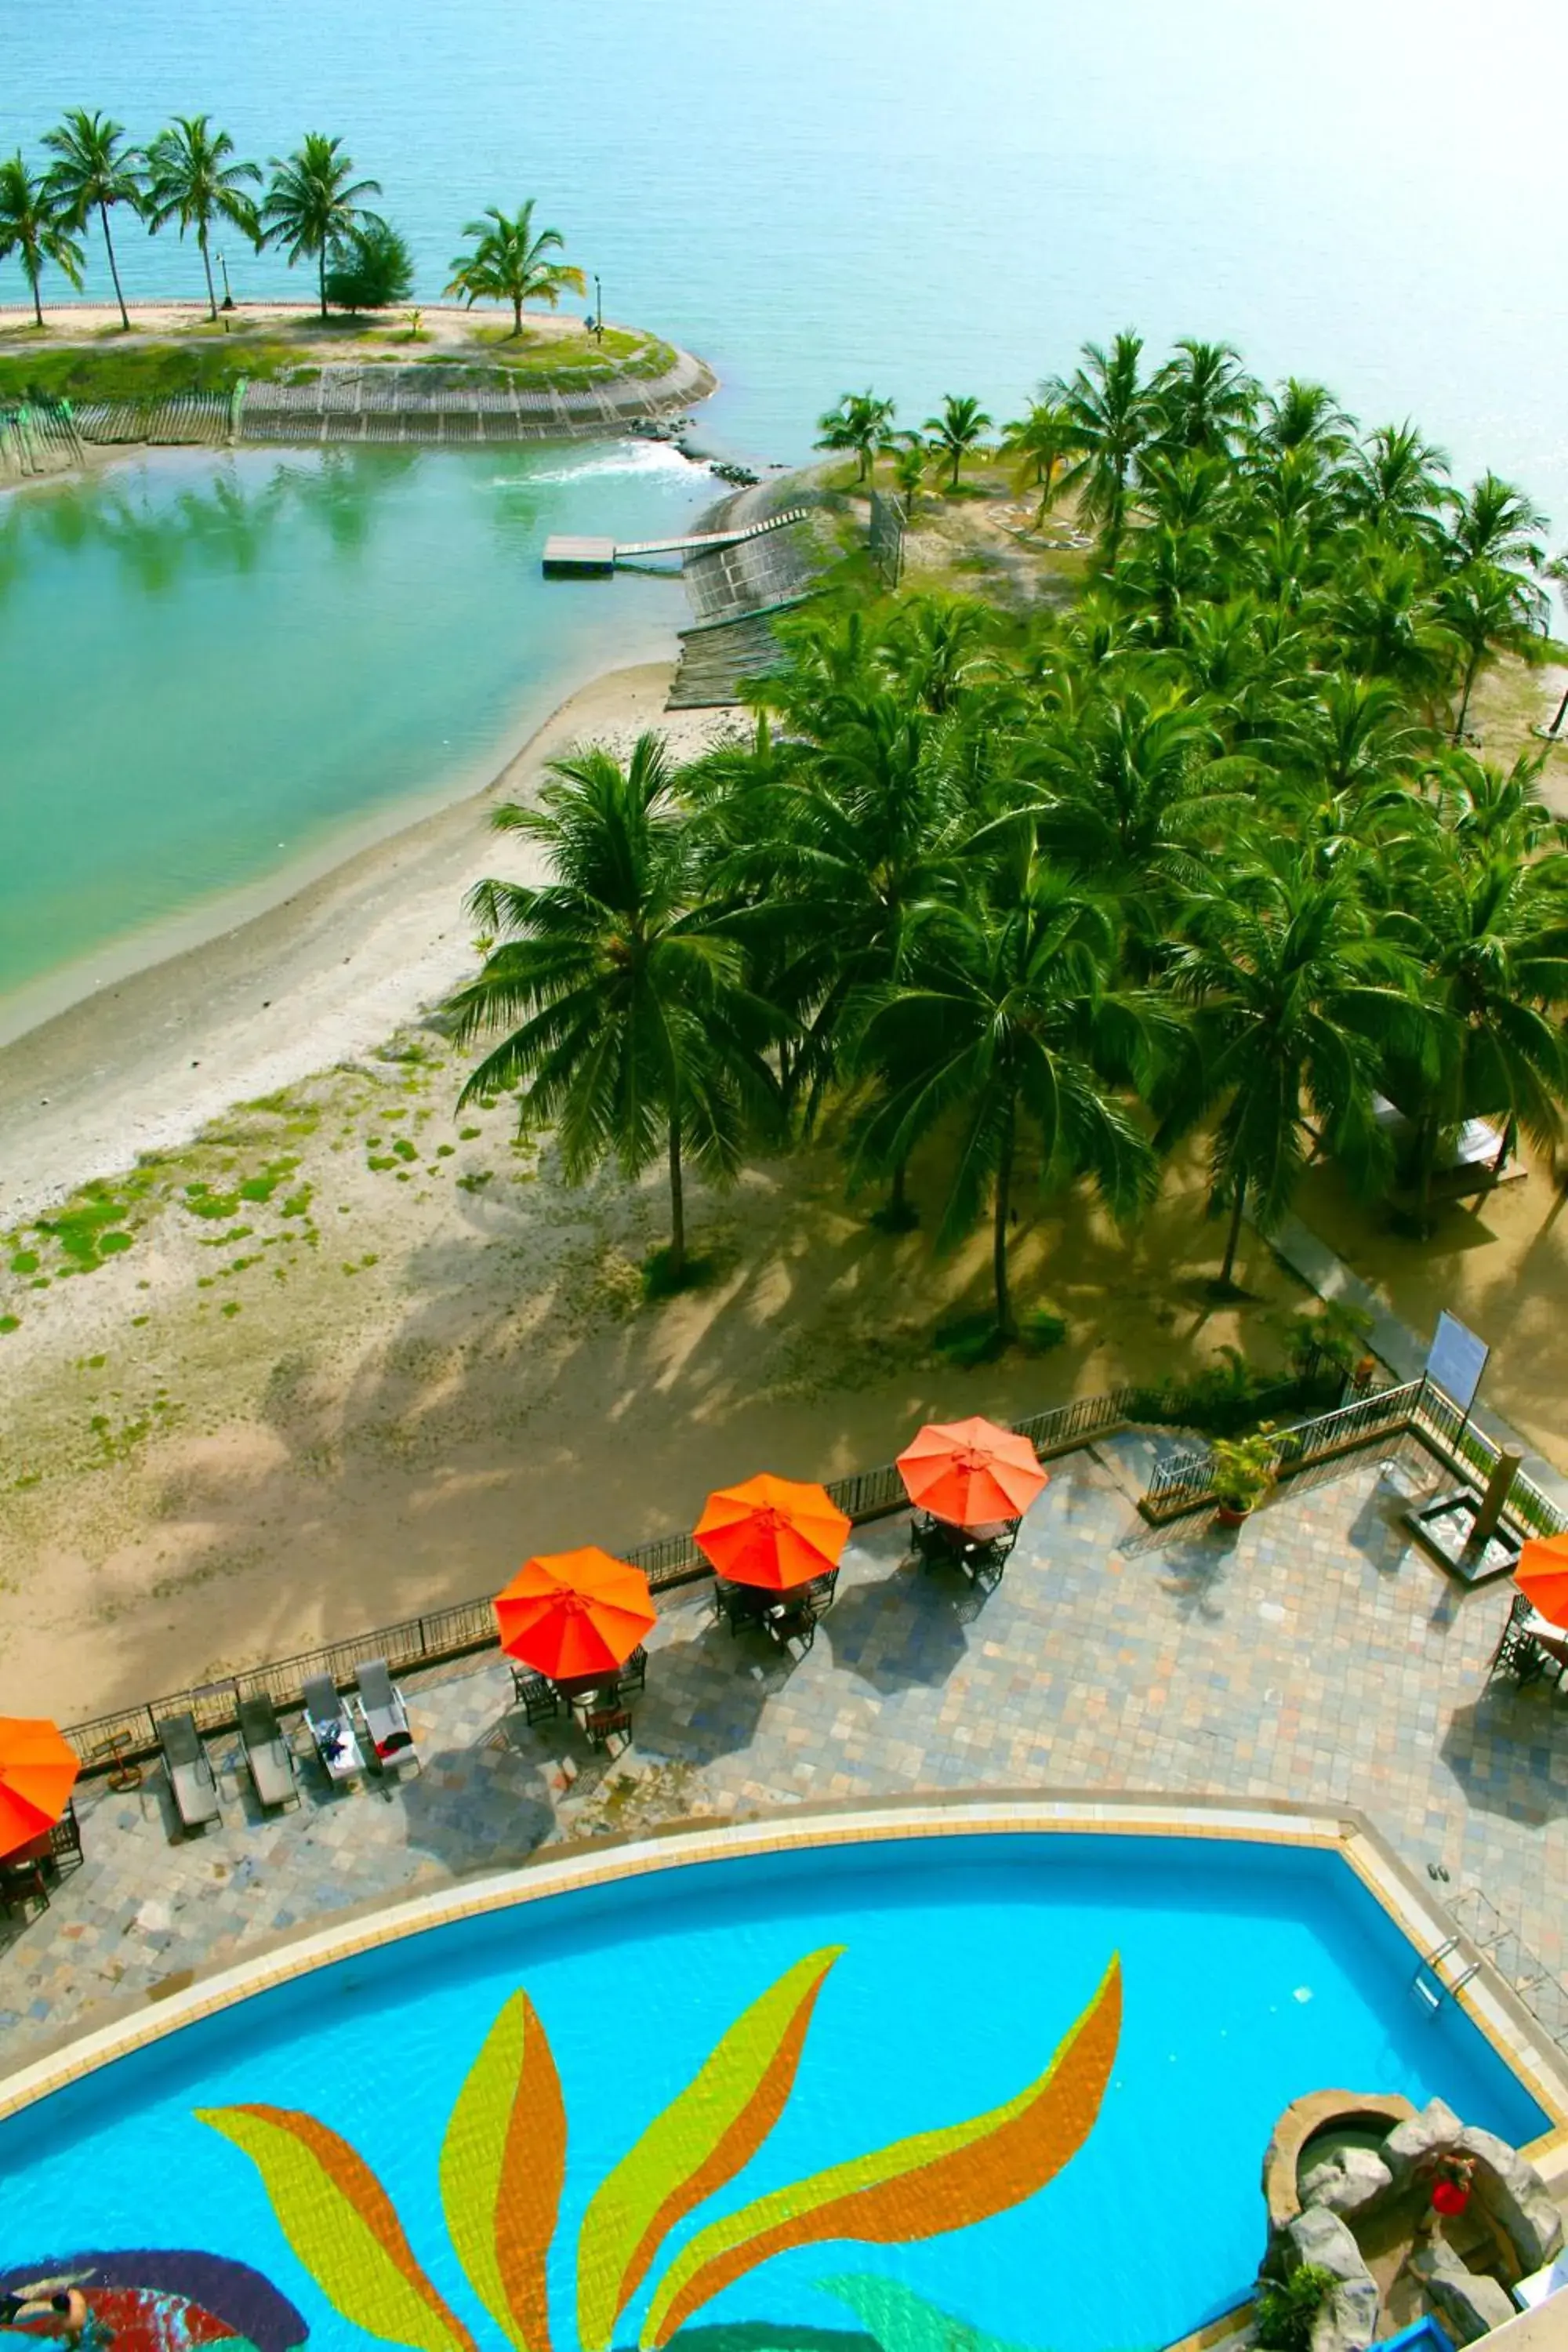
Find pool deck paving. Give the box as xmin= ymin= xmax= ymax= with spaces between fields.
xmin=5 ymin=1431 xmax=1568 ymax=2072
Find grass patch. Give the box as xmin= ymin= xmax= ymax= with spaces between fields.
xmin=868 ymin=1198 xmax=920 ymax=1234
xmin=0 ymin=1314 xmax=18 ymax=1335
xmin=0 ymin=339 xmax=310 ymax=404
xmin=9 ymin=1251 xmax=38 ymax=1275
xmin=640 ymin=1247 xmax=717 ymax=1301
xmin=932 ymin=1311 xmax=1007 ymax=1368
xmin=456 ymin=1170 xmax=492 ymax=1193
xmin=35 ymin=1184 xmax=140 ymax=1270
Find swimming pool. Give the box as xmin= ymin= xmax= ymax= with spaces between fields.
xmin=0 ymin=1829 xmax=1550 ymax=2352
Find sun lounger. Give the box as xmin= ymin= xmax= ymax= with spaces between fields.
xmin=354 ymin=1657 xmax=418 ymax=1769
xmin=303 ymin=1674 xmax=365 ymax=1784
xmin=158 ymin=1710 xmax=220 ymax=1834
xmin=238 ymin=1693 xmax=299 ymax=1809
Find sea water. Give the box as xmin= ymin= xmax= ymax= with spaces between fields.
xmin=5 ymin=0 xmax=1568 ymax=1007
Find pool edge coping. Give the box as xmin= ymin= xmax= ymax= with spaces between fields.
xmin=4 ymin=1788 xmax=1566 ymax=2145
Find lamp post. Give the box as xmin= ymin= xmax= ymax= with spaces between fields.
xmin=593 ymin=273 xmax=603 ymax=344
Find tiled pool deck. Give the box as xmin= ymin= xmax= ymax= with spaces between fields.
xmin=5 ymin=1432 xmax=1567 ymax=2070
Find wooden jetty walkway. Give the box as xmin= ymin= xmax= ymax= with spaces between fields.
xmin=541 ymin=506 xmax=810 ymax=576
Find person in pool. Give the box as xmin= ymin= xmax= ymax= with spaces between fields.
xmin=0 ymin=2284 xmax=113 ymax=2352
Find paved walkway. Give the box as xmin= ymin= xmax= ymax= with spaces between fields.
xmin=5 ymin=1435 xmax=1567 ymax=2071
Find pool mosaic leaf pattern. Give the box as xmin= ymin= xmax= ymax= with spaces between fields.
xmin=577 ymin=1946 xmax=844 ymax=2352
xmin=197 ymin=1945 xmax=1120 ymax=2352
xmin=441 ymin=1991 xmax=566 ymax=2352
xmin=195 ymin=2106 xmax=477 ymax=2352
xmin=640 ymin=1956 xmax=1122 ymax=2345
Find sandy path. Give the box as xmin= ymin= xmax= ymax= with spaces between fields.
xmin=0 ymin=666 xmax=730 ymax=1225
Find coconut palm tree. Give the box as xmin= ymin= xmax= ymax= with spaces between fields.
xmin=891 ymin=432 xmax=928 ymax=512
xmin=0 ymin=154 xmax=84 ymax=325
xmin=143 ymin=116 xmax=262 ymax=320
xmin=1152 ymin=337 xmax=1258 ymax=455
xmin=445 ymin=200 xmax=585 ymax=336
xmin=1160 ymin=844 xmax=1429 ymax=1287
xmin=1047 ymin=331 xmax=1156 ymax=560
xmin=924 ymin=394 xmax=993 ymax=491
xmin=260 ymin=134 xmax=382 ymax=320
xmin=1344 ymin=421 xmax=1450 ymax=542
xmin=1251 ymin=378 xmax=1355 ymax=460
xmin=1381 ymin=826 xmax=1568 ymax=1193
xmin=1443 ymin=473 xmax=1548 ymax=574
xmin=856 ymin=864 xmax=1157 ymax=1338
xmin=815 ymin=390 xmax=896 ymax=485
xmin=998 ymin=399 xmax=1080 ymax=525
xmin=1437 ymin=559 xmax=1548 ymax=744
xmin=448 ymin=734 xmax=782 ymax=1284
xmin=42 ymin=109 xmax=143 ymax=331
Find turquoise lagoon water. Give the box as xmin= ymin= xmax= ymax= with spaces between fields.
xmin=0 ymin=441 xmax=707 ymax=1007
xmin=8 ymin=0 xmax=1568 ymax=1007
xmin=0 ymin=1836 xmax=1548 ymax=2352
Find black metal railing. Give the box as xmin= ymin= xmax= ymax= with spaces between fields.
xmin=1142 ymin=1376 xmax=1568 ymax=1537
xmin=61 ymin=1385 xmax=1137 ymax=1777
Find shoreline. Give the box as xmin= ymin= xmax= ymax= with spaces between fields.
xmin=0 ymin=624 xmax=677 ymax=1053
xmin=0 ymin=659 xmax=735 ymax=1227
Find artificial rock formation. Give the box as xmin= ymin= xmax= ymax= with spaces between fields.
xmin=1272 ymin=2207 xmax=1381 ymax=2352
xmin=1259 ymin=2092 xmax=1564 ymax=2352
xmin=1298 ymin=2145 xmax=1395 ymax=2222
xmin=1409 ymin=2239 xmax=1517 ymax=2346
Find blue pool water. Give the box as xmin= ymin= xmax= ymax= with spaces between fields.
xmin=0 ymin=1835 xmax=1548 ymax=2352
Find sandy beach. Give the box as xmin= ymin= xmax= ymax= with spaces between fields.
xmin=0 ymin=656 xmax=1325 ymax=1723
xmin=5 ymin=568 xmax=1568 ymax=1733
xmin=0 ymin=665 xmax=726 ymax=1224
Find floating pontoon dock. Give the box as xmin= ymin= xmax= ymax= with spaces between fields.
xmin=541 ymin=507 xmax=811 ymax=576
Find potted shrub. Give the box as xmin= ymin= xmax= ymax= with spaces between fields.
xmin=1209 ymin=1425 xmax=1279 ymax=1524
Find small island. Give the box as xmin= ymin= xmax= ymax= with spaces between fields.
xmin=0 ymin=111 xmax=712 ymax=470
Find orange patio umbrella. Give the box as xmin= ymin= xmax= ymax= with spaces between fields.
xmin=494 ymin=1548 xmax=656 ymax=1682
xmin=897 ymin=1414 xmax=1048 ymax=1528
xmin=0 ymin=1716 xmax=79 ymax=1860
xmin=1515 ymin=1531 xmax=1568 ymax=1632
xmin=694 ymin=1474 xmax=851 ymax=1592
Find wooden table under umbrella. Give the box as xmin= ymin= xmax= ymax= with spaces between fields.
xmin=0 ymin=1716 xmax=82 ymax=1913
xmin=896 ymin=1415 xmax=1048 ymax=1584
xmin=695 ymin=1473 xmax=851 ymax=1645
xmin=1491 ymin=1532 xmax=1568 ymax=1684
xmin=493 ymin=1548 xmax=657 ymax=1740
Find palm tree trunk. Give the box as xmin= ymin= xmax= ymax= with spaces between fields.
xmin=668 ymin=1114 xmax=685 ymax=1280
xmin=319 ymin=247 xmax=328 ymax=320
xmin=1454 ymin=648 xmax=1483 ymax=745
xmin=100 ymin=203 xmax=129 ymax=331
xmin=1218 ymin=1174 xmax=1247 ymax=1288
xmin=27 ymin=257 xmax=42 ymax=329
xmin=200 ymin=230 xmax=218 ymax=322
xmin=1491 ymin=1116 xmax=1515 ymax=1178
xmin=512 ymin=296 xmax=523 ymax=336
xmin=992 ymin=1107 xmax=1017 ymax=1340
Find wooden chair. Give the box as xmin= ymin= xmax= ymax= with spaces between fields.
xmin=619 ymin=1645 xmax=648 ymax=1693
xmin=510 ymin=1667 xmax=561 ymax=1726
xmin=583 ymin=1704 xmax=632 ymax=1753
xmin=1490 ymin=1592 xmax=1568 ymax=1686
xmin=0 ymin=1857 xmax=49 ymax=1918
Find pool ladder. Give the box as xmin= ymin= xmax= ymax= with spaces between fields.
xmin=1412 ymin=1935 xmax=1481 ymax=2016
